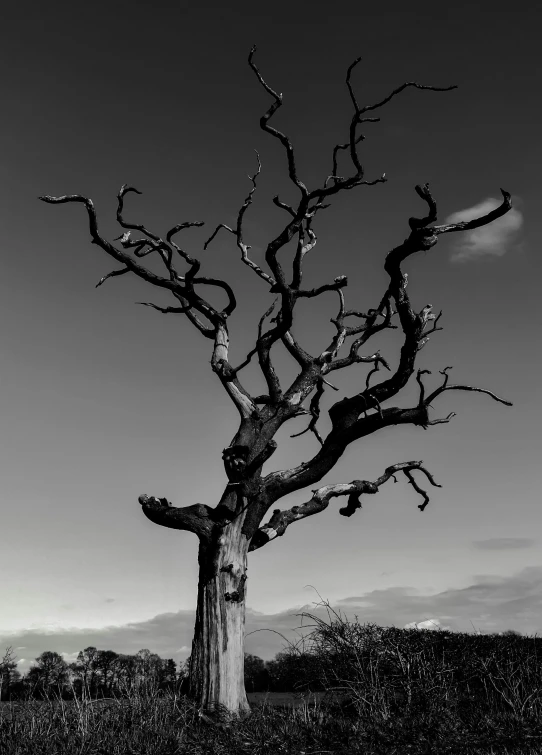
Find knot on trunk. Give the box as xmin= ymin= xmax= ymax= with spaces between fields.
xmin=224 ymin=574 xmax=247 ymax=603
xmin=213 ymin=358 xmax=236 ymax=381
xmin=222 ymin=445 xmax=250 ymax=481
xmin=413 ymin=228 xmax=438 ymax=249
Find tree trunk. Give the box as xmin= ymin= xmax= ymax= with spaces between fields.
xmin=188 ymin=510 xmax=251 ymax=718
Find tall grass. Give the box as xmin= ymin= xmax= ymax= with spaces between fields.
xmin=2 ymin=605 xmax=542 ymax=754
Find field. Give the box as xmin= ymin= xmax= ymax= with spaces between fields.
xmin=1 ymin=686 xmax=542 ymax=755
xmin=3 ymin=612 xmax=542 ymax=754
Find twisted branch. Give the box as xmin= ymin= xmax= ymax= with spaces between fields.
xmin=138 ymin=495 xmax=213 ymax=541
xmin=250 ymin=460 xmax=440 ymax=550
xmin=248 ymin=46 xmax=308 ymax=198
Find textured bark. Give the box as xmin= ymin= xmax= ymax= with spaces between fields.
xmin=188 ymin=509 xmax=251 ymax=719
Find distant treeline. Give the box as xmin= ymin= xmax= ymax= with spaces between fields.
xmin=0 ymin=626 xmax=533 ymax=702
xmin=0 ymin=646 xmax=316 ymax=701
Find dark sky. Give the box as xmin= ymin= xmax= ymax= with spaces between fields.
xmin=1 ymin=0 xmax=540 ymax=670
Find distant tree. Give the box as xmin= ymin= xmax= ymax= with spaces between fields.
xmin=41 ymin=48 xmax=513 ymax=718
xmin=244 ymin=654 xmax=270 ymax=692
xmin=95 ymin=649 xmax=119 ymax=696
xmin=265 ymin=650 xmax=324 ymax=692
xmin=0 ymin=647 xmax=20 ymax=701
xmin=69 ymin=646 xmax=100 ymax=698
xmin=113 ymin=653 xmax=138 ymax=695
xmin=25 ymin=651 xmax=68 ymax=698
xmin=160 ymin=658 xmax=177 ymax=692
xmin=134 ymin=649 xmax=163 ymax=693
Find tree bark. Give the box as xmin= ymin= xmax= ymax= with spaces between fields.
xmin=188 ymin=509 xmax=251 ymax=718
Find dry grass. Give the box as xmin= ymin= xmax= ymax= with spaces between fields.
xmin=3 ymin=606 xmax=542 ymax=754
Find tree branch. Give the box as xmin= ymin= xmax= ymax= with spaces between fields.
xmin=229 ymin=298 xmax=277 ymax=376
xmin=281 ymin=330 xmax=314 ymax=367
xmin=325 ymin=291 xmax=396 ymax=371
xmin=248 ymin=46 xmax=308 ymax=199
xmin=290 ymin=378 xmax=327 ymax=445
xmin=424 ymin=366 xmax=513 ymax=408
xmin=361 ymin=81 xmax=458 ymax=115
xmin=310 ymin=64 xmax=455 ymax=202
xmin=297 ymin=275 xmax=348 ymax=300
xmin=95 ymin=267 xmax=130 ymax=288
xmin=137 ymin=301 xmax=192 ymax=315
xmin=326 ymin=184 xmax=513 ymax=431
xmin=250 ymin=460 xmax=440 ymax=550
xmin=39 ymin=193 xmax=231 ymax=327
xmin=40 ymin=194 xmax=182 ymax=291
xmin=204 ymin=152 xmax=276 ymax=288
xmin=211 ymin=322 xmax=260 ymax=420
xmin=117 ymin=184 xmax=162 ymax=242
xmin=433 ymin=189 xmax=512 ymax=235
xmin=138 ymin=495 xmax=213 ymax=542
xmin=40 ymin=192 xmax=261 ymax=418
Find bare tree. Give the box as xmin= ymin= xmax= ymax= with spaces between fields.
xmin=40 ymin=48 xmax=512 ymax=719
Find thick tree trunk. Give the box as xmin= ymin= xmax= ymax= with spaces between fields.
xmin=188 ymin=510 xmax=251 ymax=718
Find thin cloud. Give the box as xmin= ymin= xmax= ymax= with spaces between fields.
xmin=446 ymin=197 xmax=523 ymax=262
xmin=473 ymin=537 xmax=535 ymax=551
xmin=4 ymin=566 xmax=542 ymax=673
xmin=60 ymin=651 xmax=79 ymax=663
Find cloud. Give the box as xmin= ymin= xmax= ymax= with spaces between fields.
xmin=473 ymin=537 xmax=535 ymax=551
xmin=445 ymin=197 xmax=523 ymax=262
xmin=403 ymin=618 xmax=452 ymax=632
xmin=60 ymin=651 xmax=80 ymax=663
xmin=3 ymin=566 xmax=542 ymax=674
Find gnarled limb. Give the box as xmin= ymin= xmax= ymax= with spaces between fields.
xmin=138 ymin=301 xmax=192 ymax=315
xmin=248 ymin=47 xmax=308 ymax=200
xmin=211 ymin=322 xmax=260 ymax=420
xmin=325 ymin=290 xmax=396 ymax=372
xmin=260 ymin=352 xmax=513 ymax=508
xmin=219 ymin=54 xmax=455 ymax=415
xmin=96 ymin=267 xmax=130 ymax=288
xmin=39 ymin=193 xmax=229 ymax=325
xmin=281 ymin=329 xmax=314 ymax=368
xmin=258 ymin=404 xmax=430 ymax=513
xmin=290 ymin=378 xmax=330 ymax=445
xmin=40 ymin=194 xmax=185 ymax=292
xmin=433 ymin=189 xmax=512 ymax=235
xmin=228 ymin=299 xmax=278 ymax=377
xmin=326 ymin=185 xmax=512 ymax=432
xmin=291 ymin=224 xmax=317 ymax=289
xmin=138 ymin=495 xmax=213 ymax=542
xmin=249 ymin=460 xmax=440 ymax=551
xmin=309 ymin=64 xmax=455 ymax=202
xmin=422 ymin=366 xmax=513 ymax=409
xmin=40 ymin=191 xmax=260 ymax=415
xmin=204 ymin=152 xmax=276 ymax=288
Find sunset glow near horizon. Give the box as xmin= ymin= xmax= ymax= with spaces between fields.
xmin=1 ymin=1 xmax=540 ymax=672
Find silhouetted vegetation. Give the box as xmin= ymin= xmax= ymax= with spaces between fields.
xmin=3 ymin=609 xmax=542 ymax=752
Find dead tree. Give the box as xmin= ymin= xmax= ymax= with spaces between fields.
xmin=40 ymin=48 xmax=512 ymax=719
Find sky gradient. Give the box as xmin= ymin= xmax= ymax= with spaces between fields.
xmin=1 ymin=0 xmax=541 ymax=673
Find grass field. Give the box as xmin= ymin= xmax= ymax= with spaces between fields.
xmin=3 ymin=612 xmax=542 ymax=753
xmin=1 ymin=686 xmax=542 ymax=754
